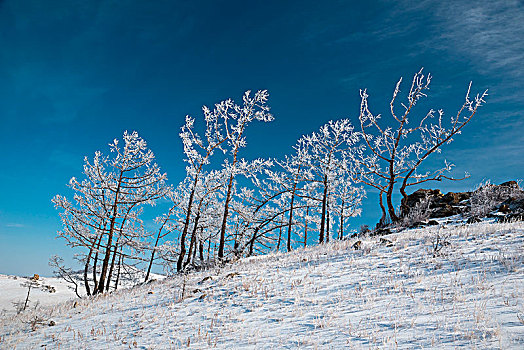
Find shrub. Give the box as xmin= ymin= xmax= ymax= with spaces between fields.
xmin=470 ymin=181 xmax=524 ymax=218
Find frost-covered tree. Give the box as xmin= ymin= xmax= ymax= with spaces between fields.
xmin=182 ymin=170 xmax=224 ymax=270
xmin=53 ymin=131 xmax=170 ymax=295
xmin=144 ymin=187 xmax=182 ymax=282
xmin=355 ymin=69 xmax=487 ymax=223
xmin=236 ymin=179 xmax=288 ymax=256
xmin=176 ymin=108 xmax=228 ymax=272
xmin=331 ymin=174 xmax=365 ymax=239
xmin=299 ymin=119 xmax=362 ymax=243
xmin=174 ymin=91 xmax=273 ymax=266
xmin=215 ymin=90 xmax=274 ymax=260
xmin=264 ymin=143 xmax=311 ymax=251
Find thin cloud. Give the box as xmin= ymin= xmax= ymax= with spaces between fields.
xmin=433 ymin=0 xmax=524 ymax=77
xmin=5 ymin=223 xmax=24 ymax=228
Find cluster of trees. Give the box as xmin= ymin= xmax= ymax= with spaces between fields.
xmin=53 ymin=70 xmax=487 ymax=295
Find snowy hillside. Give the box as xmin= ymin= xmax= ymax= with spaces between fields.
xmin=0 ymin=275 xmax=79 ymax=317
xmin=1 ymin=221 xmax=523 ymax=349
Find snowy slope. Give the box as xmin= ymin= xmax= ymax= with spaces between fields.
xmin=0 ymin=275 xmax=79 ymax=317
xmin=1 ymin=221 xmax=523 ymax=349
xmin=0 ymin=269 xmax=164 ymax=318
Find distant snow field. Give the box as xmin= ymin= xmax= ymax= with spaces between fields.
xmin=1 ymin=221 xmax=523 ymax=349
xmin=0 ymin=275 xmax=78 ymax=317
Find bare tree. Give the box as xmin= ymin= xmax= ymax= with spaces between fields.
xmin=355 ymin=69 xmax=487 ymax=223
xmin=49 ymin=255 xmax=82 ymax=298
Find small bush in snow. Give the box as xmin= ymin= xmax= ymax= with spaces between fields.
xmin=470 ymin=181 xmax=524 ymax=218
xmin=398 ymin=194 xmax=432 ymax=229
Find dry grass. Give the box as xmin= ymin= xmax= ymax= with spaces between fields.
xmin=1 ymin=221 xmax=523 ymax=349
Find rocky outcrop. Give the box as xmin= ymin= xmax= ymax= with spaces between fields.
xmin=498 ymin=197 xmax=524 ymax=220
xmin=400 ymin=188 xmax=470 ymax=219
xmin=400 ymin=181 xmax=524 ymax=222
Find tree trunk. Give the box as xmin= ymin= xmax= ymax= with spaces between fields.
xmin=319 ymin=175 xmax=328 ymax=243
xmin=218 ymin=174 xmax=235 ymax=260
xmin=145 ymin=227 xmax=163 ymax=282
xmin=326 ymin=207 xmax=330 ymax=243
xmin=276 ymin=223 xmax=282 ymax=251
xmin=97 ymin=170 xmax=124 ymax=294
xmin=97 ymin=233 xmax=113 ymax=294
xmin=177 ymin=182 xmax=197 ymax=272
xmin=207 ymin=240 xmax=212 ymax=263
xmin=23 ymin=284 xmax=32 ymax=311
xmin=114 ymin=246 xmax=123 ymax=290
xmin=106 ymin=240 xmax=119 ymax=292
xmin=339 ymin=200 xmax=345 ymax=240
xmin=286 ymin=192 xmax=295 ymax=252
xmin=377 ymin=191 xmax=388 ymax=227
xmin=92 ymin=234 xmax=102 ymax=292
xmin=192 ymin=239 xmax=197 ymax=262
xmin=233 ymin=223 xmax=240 ymax=257
xmin=303 ymin=206 xmax=309 ymax=247
xmin=184 ymin=213 xmax=200 ymax=270
xmin=199 ymin=236 xmax=204 ymax=262
xmin=248 ymin=226 xmax=259 ymax=256
xmin=386 ymin=160 xmax=399 ymax=223
xmin=386 ymin=187 xmax=398 ymax=222
xmin=84 ymin=245 xmax=94 ymax=296
xmin=399 ymin=184 xmax=409 ymax=217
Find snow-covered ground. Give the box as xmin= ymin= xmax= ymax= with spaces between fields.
xmin=1 ymin=221 xmax=523 ymax=349
xmin=0 ymin=275 xmax=78 ymax=317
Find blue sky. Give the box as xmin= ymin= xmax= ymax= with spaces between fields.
xmin=1 ymin=0 xmax=523 ymax=276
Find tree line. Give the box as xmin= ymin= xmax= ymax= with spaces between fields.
xmin=52 ymin=69 xmax=487 ymax=295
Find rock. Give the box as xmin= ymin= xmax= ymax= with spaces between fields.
xmin=400 ymin=188 xmax=468 ymax=219
xmin=371 ymin=227 xmax=392 ymax=236
xmin=379 ymin=238 xmax=393 ymax=247
xmin=408 ymin=219 xmax=439 ymax=228
xmin=499 ymin=204 xmax=511 ymax=213
xmin=500 ymin=197 xmax=524 ymax=212
xmin=496 ymin=196 xmax=524 ymax=221
xmin=225 ymin=272 xmax=239 ymax=279
xmin=401 ymin=189 xmax=442 ymax=215
xmin=199 ymin=276 xmax=213 ymax=284
xmin=392 ymin=180 xmax=524 ymax=229
xmin=467 ymin=217 xmax=482 ymax=224
xmin=411 ymin=221 xmax=427 ymax=228
xmin=500 ymin=180 xmax=519 ymax=189
xmin=42 ymin=285 xmax=56 ymax=293
xmin=432 ymin=204 xmax=461 ymax=218
xmin=441 ymin=191 xmax=470 ymax=205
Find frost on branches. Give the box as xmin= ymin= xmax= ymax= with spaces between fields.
xmin=52 ymin=131 xmax=170 ymax=295
xmin=49 ymin=73 xmax=487 ymax=284
xmin=166 ymin=90 xmax=274 ymax=271
xmin=353 ymin=68 xmax=487 ymax=224
xmin=213 ymin=90 xmax=274 ymax=260
xmin=298 ymin=119 xmax=364 ymax=243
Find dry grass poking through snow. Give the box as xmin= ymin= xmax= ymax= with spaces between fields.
xmin=1 ymin=221 xmax=523 ymax=349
